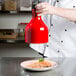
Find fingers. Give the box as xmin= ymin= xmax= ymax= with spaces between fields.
xmin=35 ymin=2 xmax=48 ymax=16
xmin=35 ymin=2 xmax=47 ymax=10
xmin=36 ymin=9 xmax=48 ymax=16
xmin=37 ymin=11 xmax=48 ymax=16
xmin=36 ymin=8 xmax=47 ymax=13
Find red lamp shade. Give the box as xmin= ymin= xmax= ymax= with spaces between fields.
xmin=25 ymin=1 xmax=48 ymax=44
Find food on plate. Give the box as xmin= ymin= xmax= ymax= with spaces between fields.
xmin=26 ymin=59 xmax=52 ymax=69
xmin=39 ymin=58 xmax=44 ymax=62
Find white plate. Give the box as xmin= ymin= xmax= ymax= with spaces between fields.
xmin=20 ymin=59 xmax=57 ymax=71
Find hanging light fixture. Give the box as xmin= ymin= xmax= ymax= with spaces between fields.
xmin=25 ymin=0 xmax=48 ymax=44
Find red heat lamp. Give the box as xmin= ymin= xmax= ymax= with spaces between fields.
xmin=25 ymin=0 xmax=48 ymax=44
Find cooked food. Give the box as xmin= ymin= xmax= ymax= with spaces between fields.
xmin=26 ymin=59 xmax=52 ymax=69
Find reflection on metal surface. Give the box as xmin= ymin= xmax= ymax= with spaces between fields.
xmin=7 ymin=40 xmax=15 ymax=43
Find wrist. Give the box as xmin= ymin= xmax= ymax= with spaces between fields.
xmin=50 ymin=6 xmax=58 ymax=15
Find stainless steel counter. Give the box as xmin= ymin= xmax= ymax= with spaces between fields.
xmin=0 ymin=57 xmax=76 ymax=76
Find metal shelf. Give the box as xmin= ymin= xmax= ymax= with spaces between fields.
xmin=0 ymin=36 xmax=25 ymax=43
xmin=0 ymin=11 xmax=32 ymax=14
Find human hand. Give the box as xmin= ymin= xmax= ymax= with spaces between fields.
xmin=35 ymin=2 xmax=55 ymax=16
